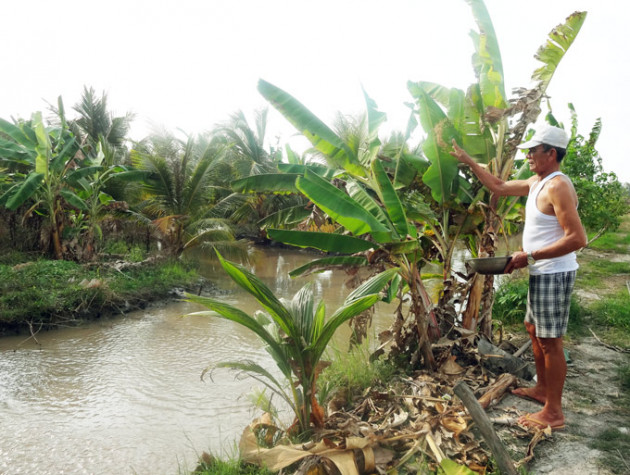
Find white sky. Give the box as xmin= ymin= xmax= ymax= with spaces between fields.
xmin=3 ymin=0 xmax=628 ymax=182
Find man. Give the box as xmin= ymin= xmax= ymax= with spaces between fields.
xmin=450 ymin=125 xmax=587 ymax=431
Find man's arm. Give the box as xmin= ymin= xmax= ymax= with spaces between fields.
xmin=505 ymin=177 xmax=587 ymax=272
xmin=531 ymin=178 xmax=587 ymax=260
xmin=450 ymin=139 xmax=531 ymax=197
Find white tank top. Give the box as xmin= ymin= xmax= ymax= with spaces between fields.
xmin=522 ymin=171 xmax=578 ymax=275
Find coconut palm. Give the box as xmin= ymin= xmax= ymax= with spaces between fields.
xmin=48 ymin=86 xmax=135 ymax=167
xmin=211 ymin=109 xmax=309 ymax=239
xmin=130 ymin=128 xmax=240 ymax=257
xmin=186 ymin=252 xmax=397 ymax=437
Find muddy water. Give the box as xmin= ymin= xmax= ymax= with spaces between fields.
xmin=0 ymin=247 xmax=398 ymax=475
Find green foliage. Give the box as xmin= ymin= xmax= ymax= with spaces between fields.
xmin=589 ymin=230 xmax=630 ymax=252
xmin=0 ymin=98 xmax=140 ymax=261
xmin=191 ymin=456 xmax=273 ymax=475
xmin=560 ymin=105 xmax=630 ymax=243
xmin=185 ymin=252 xmax=396 ymax=437
xmin=317 ymin=340 xmax=396 ymax=406
xmin=492 ymin=276 xmax=529 ymax=325
xmin=0 ymin=258 xmax=198 ymax=329
xmin=131 ymin=129 xmax=241 ymax=257
xmin=103 ymin=240 xmax=147 ymax=262
xmin=587 ymin=290 xmax=630 ymax=330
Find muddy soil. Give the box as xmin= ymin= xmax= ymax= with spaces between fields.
xmin=488 ymin=337 xmax=630 ymax=474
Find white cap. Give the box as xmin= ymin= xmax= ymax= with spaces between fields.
xmin=517 ymin=125 xmax=570 ymax=149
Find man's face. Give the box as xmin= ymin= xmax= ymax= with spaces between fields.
xmin=527 ymin=144 xmax=554 ymax=172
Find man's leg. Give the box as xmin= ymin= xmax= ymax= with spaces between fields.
xmin=511 ymin=322 xmax=547 ymax=404
xmin=517 ymin=335 xmax=566 ymax=429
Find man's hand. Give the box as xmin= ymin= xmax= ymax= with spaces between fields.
xmin=504 ymin=251 xmax=529 ymax=273
xmin=449 ymin=139 xmax=474 ymax=166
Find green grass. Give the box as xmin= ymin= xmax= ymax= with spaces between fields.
xmin=190 ymin=456 xmax=273 ymax=475
xmin=575 ymin=259 xmax=630 ymax=290
xmin=589 ymin=231 xmax=630 ymax=252
xmin=0 ymin=257 xmax=199 ymax=332
xmin=587 ymin=290 xmax=630 ymax=329
xmin=589 ymin=428 xmax=630 ymax=474
xmin=318 ymin=340 xmax=396 ymax=406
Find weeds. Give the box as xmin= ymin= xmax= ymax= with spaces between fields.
xmin=318 ymin=340 xmax=396 ymax=407
xmin=589 ymin=428 xmax=630 ymax=474
xmin=191 ymin=454 xmax=273 ymax=475
xmin=587 ymin=290 xmax=630 ymax=330
xmin=492 ymin=276 xmax=529 ymax=326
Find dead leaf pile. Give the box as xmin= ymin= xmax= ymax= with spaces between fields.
xmin=237 ymin=341 xmax=522 ymax=474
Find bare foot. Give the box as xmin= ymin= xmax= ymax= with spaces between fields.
xmin=517 ymin=410 xmax=565 ymax=431
xmin=511 ymin=386 xmax=546 ymax=404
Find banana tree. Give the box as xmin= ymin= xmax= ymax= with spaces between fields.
xmin=407 ymin=1 xmax=587 ymax=335
xmin=233 ymin=80 xmax=441 ymax=370
xmin=0 ymin=102 xmax=144 ymax=260
xmin=0 ymin=106 xmax=82 ymax=259
xmin=185 ymin=252 xmax=398 ymax=437
xmin=62 ymin=144 xmax=147 ymax=260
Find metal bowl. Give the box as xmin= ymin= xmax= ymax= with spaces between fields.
xmin=466 ymin=256 xmax=512 ymax=275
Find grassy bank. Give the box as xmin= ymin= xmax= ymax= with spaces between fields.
xmin=0 ymin=251 xmax=202 ymax=336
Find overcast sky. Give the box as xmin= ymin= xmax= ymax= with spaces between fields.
xmin=3 ymin=0 xmax=628 ymax=182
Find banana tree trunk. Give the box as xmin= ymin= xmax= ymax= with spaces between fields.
xmin=50 ymin=198 xmax=64 ymax=260
xmin=462 ymin=273 xmax=484 ymax=330
xmin=462 ymin=205 xmax=501 ymax=339
xmin=410 ymin=267 xmax=436 ymax=370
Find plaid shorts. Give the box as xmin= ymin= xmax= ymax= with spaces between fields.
xmin=525 ymin=271 xmax=577 ymax=338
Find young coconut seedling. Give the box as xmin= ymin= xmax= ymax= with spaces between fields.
xmin=185 ymin=251 xmax=397 ymax=438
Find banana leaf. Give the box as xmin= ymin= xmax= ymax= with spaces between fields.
xmin=371 ymin=158 xmax=412 ymax=238
xmin=363 ymin=87 xmax=387 ymax=165
xmin=0 ymin=138 xmax=35 ymax=162
xmin=267 ymin=229 xmax=374 ymax=254
xmin=59 ymin=189 xmax=87 ymax=210
xmin=413 ymin=89 xmax=459 ymax=204
xmin=278 ymin=163 xmax=336 ymax=179
xmin=288 ymin=256 xmax=368 ymax=278
xmin=467 ymin=0 xmax=507 ymax=109
xmin=5 ymin=172 xmax=44 ymax=210
xmin=532 ymin=12 xmax=587 ymax=85
xmin=344 ymin=179 xmax=392 ymax=226
xmin=32 ymin=112 xmax=51 ymax=176
xmin=0 ymin=118 xmax=36 ymax=147
xmin=296 ymin=170 xmax=391 ymax=241
xmin=257 ymin=204 xmax=311 ymax=228
xmin=258 ymin=79 xmax=365 ymax=177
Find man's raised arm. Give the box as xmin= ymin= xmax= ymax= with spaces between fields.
xmin=450 ymin=139 xmax=530 ymax=197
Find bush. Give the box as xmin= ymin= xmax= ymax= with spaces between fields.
xmin=492 ymin=277 xmax=529 ymax=325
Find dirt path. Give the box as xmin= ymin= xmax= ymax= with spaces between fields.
xmin=488 ymin=337 xmax=630 ymax=474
